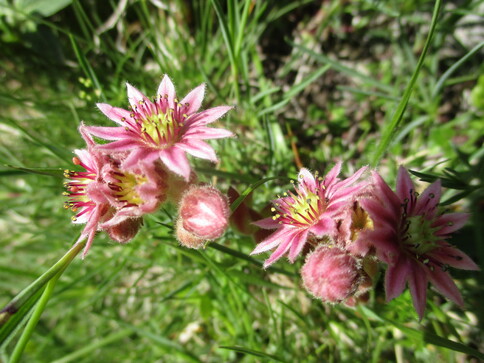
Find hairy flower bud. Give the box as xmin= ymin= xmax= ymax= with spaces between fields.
xmin=105 ymin=217 xmax=143 ymax=244
xmin=176 ymin=185 xmax=229 ymax=248
xmin=301 ymin=246 xmax=362 ymax=303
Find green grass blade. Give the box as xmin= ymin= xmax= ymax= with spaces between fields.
xmin=9 ymin=269 xmax=63 ymax=363
xmin=370 ymin=0 xmax=443 ymax=166
xmin=0 ymin=238 xmax=84 ymax=332
xmin=219 ymin=345 xmax=288 ymax=362
xmin=432 ymin=41 xmax=484 ymax=99
xmin=50 ymin=329 xmax=133 ymax=363
xmin=230 ymin=176 xmax=287 ymax=213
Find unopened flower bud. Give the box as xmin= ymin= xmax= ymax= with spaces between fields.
xmin=105 ymin=217 xmax=143 ymax=244
xmin=176 ymin=185 xmax=229 ymax=248
xmin=301 ymin=246 xmax=361 ymax=303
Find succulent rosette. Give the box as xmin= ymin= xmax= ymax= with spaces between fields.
xmin=361 ymin=167 xmax=479 ymax=318
xmin=250 ymin=162 xmax=368 ymax=267
xmin=86 ymin=75 xmax=233 ymax=181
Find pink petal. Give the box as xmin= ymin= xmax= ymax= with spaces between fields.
xmin=288 ymin=230 xmax=309 ymax=262
xmin=121 ymin=148 xmax=161 ymax=170
xmin=253 ymin=217 xmax=279 ymax=230
xmin=310 ymin=217 xmax=337 ymax=237
xmin=433 ymin=213 xmax=468 ymax=235
xmin=323 ymin=161 xmax=342 ymax=187
xmin=360 ymin=198 xmax=399 ymax=229
xmin=371 ymin=171 xmax=401 ymax=215
xmin=74 ymin=149 xmax=98 ymax=172
xmin=263 ymin=229 xmax=300 ymax=268
xmin=385 ymin=256 xmax=411 ymax=301
xmin=429 ymin=245 xmax=479 ymax=270
xmin=415 ymin=180 xmax=441 ymax=217
xmin=184 ymin=126 xmax=234 ymax=140
xmin=81 ymin=230 xmax=96 ymax=259
xmin=333 ymin=166 xmax=368 ymax=190
xmin=159 ymin=146 xmax=191 ymax=181
xmin=396 ymin=166 xmax=414 ymax=203
xmin=85 ymin=126 xmax=130 ymax=140
xmin=427 ymin=268 xmax=464 ymax=306
xmin=181 ymin=83 xmax=205 ymax=115
xmin=157 ymin=75 xmax=176 ymax=108
xmin=79 ymin=123 xmax=96 ymax=147
xmin=298 ymin=168 xmax=316 ymax=190
xmin=365 ymin=228 xmax=400 ymax=262
xmin=96 ymin=139 xmax=140 ymax=153
xmin=177 ymin=139 xmax=218 ymax=162
xmin=126 ymin=82 xmax=149 ymax=110
xmin=96 ymin=103 xmax=131 ymax=126
xmin=408 ymin=264 xmax=428 ymax=320
xmin=186 ymin=106 xmax=233 ymax=127
xmin=100 ymin=207 xmax=139 ymax=229
xmin=250 ymin=226 xmax=295 ymax=255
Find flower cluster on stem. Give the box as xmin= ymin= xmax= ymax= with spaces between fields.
xmin=65 ymin=76 xmax=232 ymax=257
xmin=250 ymin=163 xmax=478 ymax=317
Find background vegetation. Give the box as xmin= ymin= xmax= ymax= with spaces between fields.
xmin=0 ymin=0 xmax=483 ymax=361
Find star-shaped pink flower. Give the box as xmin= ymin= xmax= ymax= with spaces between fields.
xmin=251 ymin=162 xmax=368 ymax=267
xmin=85 ymin=75 xmax=233 ymax=180
xmin=361 ymin=167 xmax=479 ymax=319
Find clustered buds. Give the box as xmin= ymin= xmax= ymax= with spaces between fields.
xmin=250 ymin=164 xmax=479 ymax=318
xmin=65 ymin=76 xmax=233 ymax=257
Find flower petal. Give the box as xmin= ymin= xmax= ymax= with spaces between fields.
xmin=433 ymin=213 xmax=468 ymax=235
xmin=96 ymin=139 xmax=140 ymax=153
xmin=181 ymin=83 xmax=205 ymax=115
xmin=288 ymin=229 xmax=309 ymax=262
xmin=96 ymin=103 xmax=132 ymax=126
xmin=415 ymin=179 xmax=441 ymax=217
xmin=371 ymin=171 xmax=401 ymax=216
xmin=428 ymin=244 xmax=479 ymax=270
xmin=177 ymin=139 xmax=218 ymax=162
xmin=184 ymin=126 xmax=234 ymax=140
xmin=186 ymin=106 xmax=233 ymax=127
xmin=263 ymin=229 xmax=300 ymax=268
xmin=323 ymin=161 xmax=342 ymax=187
xmin=333 ymin=166 xmax=367 ymax=190
xmin=85 ymin=126 xmax=130 ymax=141
xmin=310 ymin=217 xmax=336 ymax=237
xmin=126 ymin=82 xmax=149 ymax=110
xmin=121 ymin=148 xmax=161 ymax=170
xmin=427 ymin=267 xmax=464 ymax=306
xmin=250 ymin=226 xmax=295 ymax=255
xmin=385 ymin=255 xmax=411 ymax=301
xmin=159 ymin=146 xmax=191 ymax=181
xmin=157 ymin=75 xmax=176 ymax=108
xmin=396 ymin=166 xmax=414 ymax=203
xmin=408 ymin=264 xmax=428 ymax=320
xmin=253 ymin=217 xmax=279 ymax=230
xmin=298 ymin=168 xmax=317 ymax=190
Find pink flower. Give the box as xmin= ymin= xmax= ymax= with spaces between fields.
xmin=176 ymin=185 xmax=229 ymax=248
xmin=361 ymin=167 xmax=479 ymax=319
xmin=301 ymin=246 xmax=365 ymax=303
xmin=98 ymin=159 xmax=168 ymax=230
xmin=65 ymin=124 xmax=168 ymax=257
xmin=250 ymin=162 xmax=368 ymax=267
xmin=86 ymin=75 xmax=233 ymax=180
xmin=64 ymin=126 xmax=114 ymax=257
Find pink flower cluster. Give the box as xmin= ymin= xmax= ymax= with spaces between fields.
xmin=250 ymin=164 xmax=478 ymax=318
xmin=64 ymin=76 xmax=232 ymax=257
